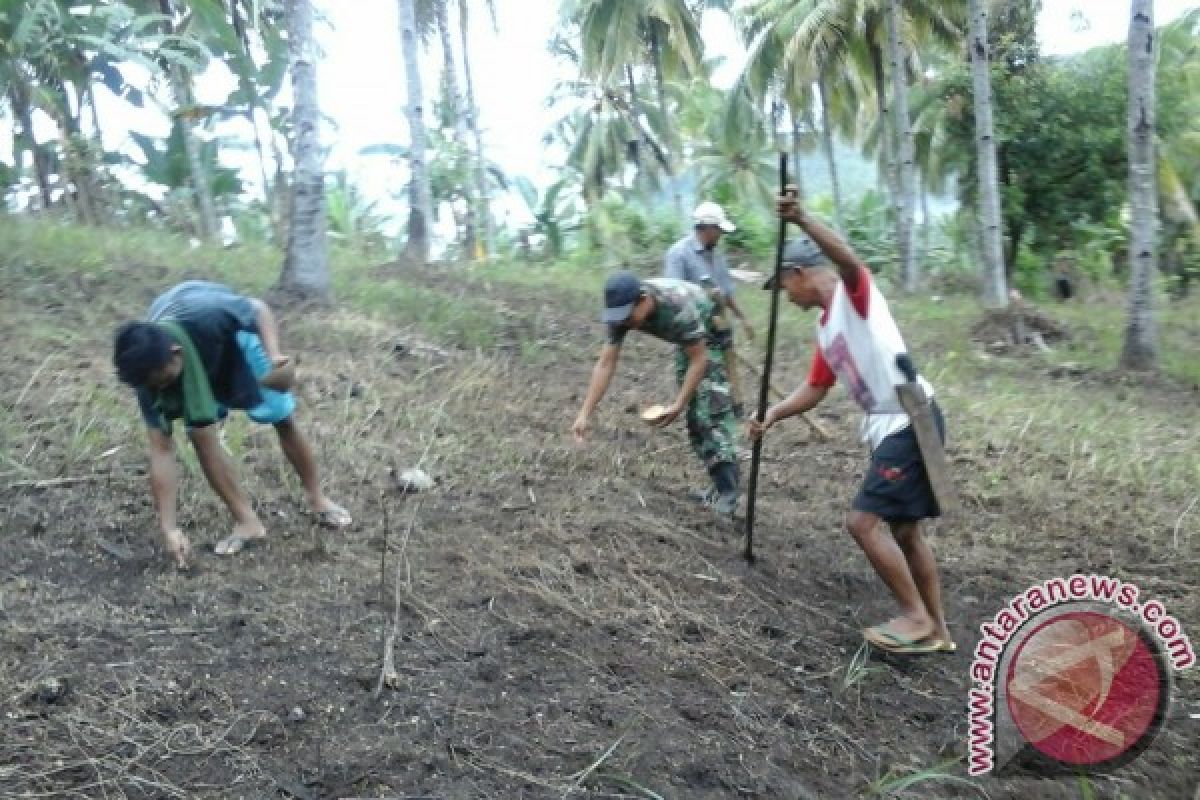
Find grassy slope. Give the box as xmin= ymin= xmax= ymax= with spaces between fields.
xmin=3 ymin=214 xmax=1198 ymax=580
xmin=1 ymin=216 xmax=1199 ymax=798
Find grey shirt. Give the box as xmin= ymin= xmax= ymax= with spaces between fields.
xmin=663 ymin=234 xmax=735 ymax=299
xmin=136 ymin=281 xmax=261 ymax=429
xmin=148 ymin=280 xmax=257 ymax=326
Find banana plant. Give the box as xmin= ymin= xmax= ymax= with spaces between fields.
xmin=325 ymin=170 xmax=390 ymax=254
xmin=0 ymin=0 xmax=206 ymax=219
xmin=512 ymin=174 xmax=581 ymax=258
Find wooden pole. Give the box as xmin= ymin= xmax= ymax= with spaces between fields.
xmin=744 ymin=153 xmax=788 ymax=563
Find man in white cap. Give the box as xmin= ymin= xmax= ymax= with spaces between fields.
xmin=664 ymin=201 xmax=754 ymax=416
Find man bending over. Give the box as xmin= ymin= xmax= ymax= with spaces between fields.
xmin=113 ymin=280 xmax=350 ymax=567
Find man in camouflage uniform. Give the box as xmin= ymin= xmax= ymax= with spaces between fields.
xmin=572 ymin=271 xmax=740 ymax=514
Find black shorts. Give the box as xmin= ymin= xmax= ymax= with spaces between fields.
xmin=852 ymin=402 xmax=946 ymax=523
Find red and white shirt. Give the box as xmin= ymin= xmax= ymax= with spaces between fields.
xmin=806 ymin=265 xmax=934 ymax=450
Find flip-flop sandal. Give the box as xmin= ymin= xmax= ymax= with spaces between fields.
xmin=876 ymin=637 xmax=944 ymax=655
xmin=214 ymin=534 xmax=266 ymax=556
xmin=315 ymin=504 xmax=352 ymax=529
xmin=863 ymin=626 xmax=941 ymax=655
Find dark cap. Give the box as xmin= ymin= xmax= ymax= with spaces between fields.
xmin=603 ymin=270 xmax=643 ymax=323
xmin=763 ymin=237 xmax=827 ymax=289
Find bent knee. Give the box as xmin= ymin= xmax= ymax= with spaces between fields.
xmin=889 ymin=520 xmax=921 ymax=548
xmin=845 ymin=511 xmax=877 ymax=542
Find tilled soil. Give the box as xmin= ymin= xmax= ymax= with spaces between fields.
xmin=1 ymin=263 xmax=1197 ymax=799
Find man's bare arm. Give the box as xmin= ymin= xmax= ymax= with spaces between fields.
xmin=147 ymin=428 xmax=192 ymax=566
xmin=769 ymin=382 xmax=828 ymax=425
xmin=250 ymin=299 xmax=287 ymax=364
xmin=574 ymin=343 xmax=621 ymax=440
xmin=779 ymin=191 xmax=865 ymax=291
xmin=673 ymin=341 xmax=708 ymax=410
xmin=147 ymin=428 xmax=179 ymax=533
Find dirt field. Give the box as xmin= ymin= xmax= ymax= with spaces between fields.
xmin=1 ymin=241 xmax=1198 ymax=799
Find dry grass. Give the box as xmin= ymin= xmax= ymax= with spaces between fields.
xmin=1 ymin=217 xmax=1198 ymax=798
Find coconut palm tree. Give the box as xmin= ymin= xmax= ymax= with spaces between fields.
xmin=967 ymin=0 xmax=1007 ymax=308
xmin=884 ymin=0 xmax=917 ymax=290
xmin=563 ymin=0 xmax=707 ymax=216
xmin=458 ymin=0 xmax=497 ymax=260
xmin=399 ymin=0 xmax=435 ymax=263
xmin=816 ymin=70 xmax=852 ymax=230
xmin=1156 ymin=9 xmax=1200 ymax=294
xmin=547 ymin=31 xmax=672 ymax=199
xmin=735 ymin=0 xmax=965 ymax=279
xmin=276 ymin=0 xmax=330 ymax=302
xmin=1120 ymin=0 xmax=1157 ymax=370
xmin=433 ymin=0 xmax=474 ymax=257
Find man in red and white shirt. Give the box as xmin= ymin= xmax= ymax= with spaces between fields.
xmin=747 ymin=191 xmax=952 ymax=656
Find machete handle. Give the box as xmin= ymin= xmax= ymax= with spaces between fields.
xmin=895 ymin=353 xmax=918 ymax=383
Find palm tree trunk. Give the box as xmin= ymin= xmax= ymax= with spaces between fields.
xmin=277 ymin=0 xmax=331 ymax=302
xmin=650 ymin=27 xmax=683 ymax=220
xmin=87 ymin=84 xmax=104 ymax=146
xmin=816 ymin=75 xmax=845 ymax=231
xmin=885 ymin=0 xmax=917 ymax=292
xmin=52 ymin=90 xmax=96 ymax=227
xmin=869 ymin=39 xmax=901 ymax=223
xmin=789 ymin=104 xmax=806 ymax=205
xmin=1120 ymin=0 xmax=1157 ymax=370
xmin=624 ymin=65 xmax=672 ymax=197
xmin=626 ymin=65 xmax=643 ymax=170
xmin=399 ymin=0 xmax=434 ymax=264
xmin=969 ymin=0 xmax=1008 ymax=309
xmin=9 ymin=85 xmax=54 ymax=210
xmin=85 ymin=84 xmax=110 ymax=225
xmin=159 ymin=0 xmax=218 ymax=241
xmin=919 ymin=179 xmax=931 ymax=263
xmin=436 ymin=0 xmax=475 ymax=260
xmin=173 ymin=75 xmax=219 ymax=240
xmin=1161 ymin=161 xmax=1200 ymax=281
xmin=459 ymin=0 xmax=493 ymax=261
xmin=248 ymin=108 xmax=273 ymax=218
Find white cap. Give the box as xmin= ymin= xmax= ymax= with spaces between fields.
xmin=692 ymin=201 xmax=736 ymax=233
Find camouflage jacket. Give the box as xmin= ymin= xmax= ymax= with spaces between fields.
xmin=607 ymin=278 xmax=716 ymax=348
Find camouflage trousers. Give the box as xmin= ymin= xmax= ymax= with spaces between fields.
xmin=674 ymin=345 xmax=739 ymax=470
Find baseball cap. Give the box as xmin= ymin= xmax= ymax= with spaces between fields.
xmin=603 ymin=270 xmax=642 ymax=324
xmin=763 ymin=237 xmax=827 ymax=289
xmin=692 ymin=201 xmax=736 ymax=233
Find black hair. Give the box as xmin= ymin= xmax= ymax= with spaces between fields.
xmin=113 ymin=322 xmax=174 ymax=387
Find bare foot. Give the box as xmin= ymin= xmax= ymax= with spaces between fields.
xmin=163 ymin=528 xmax=192 ymax=568
xmin=309 ymin=496 xmax=352 ymax=529
xmin=214 ymin=519 xmax=267 ymax=556
xmin=866 ymin=614 xmax=935 ymax=645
